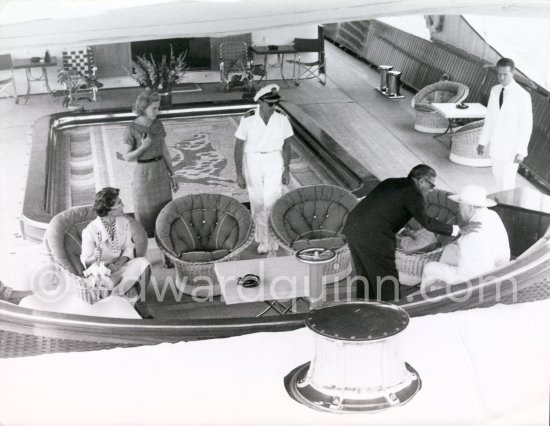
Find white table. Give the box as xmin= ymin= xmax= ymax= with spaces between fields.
xmin=431 ymin=102 xmax=487 ymax=120
xmin=214 ymin=256 xmax=310 ymax=316
xmin=430 ymin=102 xmax=487 ymax=141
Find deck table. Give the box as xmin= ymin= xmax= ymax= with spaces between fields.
xmin=214 ymin=255 xmax=310 ymax=316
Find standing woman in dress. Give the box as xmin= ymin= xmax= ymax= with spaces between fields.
xmin=121 ymin=90 xmax=179 ymax=243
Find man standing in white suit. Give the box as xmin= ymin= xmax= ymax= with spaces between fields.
xmin=477 ymin=58 xmax=532 ymax=192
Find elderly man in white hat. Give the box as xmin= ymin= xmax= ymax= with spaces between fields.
xmin=234 ymin=84 xmax=294 ymax=254
xmin=421 ymin=184 xmax=510 ymax=291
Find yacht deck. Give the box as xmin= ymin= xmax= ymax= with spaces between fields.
xmin=0 ymin=42 xmax=537 ymax=318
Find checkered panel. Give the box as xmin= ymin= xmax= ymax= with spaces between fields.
xmin=62 ymin=47 xmax=96 ymax=78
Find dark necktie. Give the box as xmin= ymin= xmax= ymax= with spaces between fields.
xmin=499 ymin=87 xmax=504 ymax=109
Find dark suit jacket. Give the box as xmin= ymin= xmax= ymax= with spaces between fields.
xmin=343 ymin=177 xmax=453 ymax=255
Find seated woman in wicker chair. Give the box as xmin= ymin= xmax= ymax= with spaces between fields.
xmin=20 ymin=188 xmax=151 ymax=319
xmin=155 ymin=193 xmax=254 ymax=299
xmin=79 ymin=187 xmax=153 ymax=318
xmin=412 ymin=79 xmax=469 ymax=133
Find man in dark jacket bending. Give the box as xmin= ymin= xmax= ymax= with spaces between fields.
xmin=343 ymin=164 xmax=480 ymax=301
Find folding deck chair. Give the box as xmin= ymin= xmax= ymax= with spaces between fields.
xmin=219 ymin=41 xmax=265 ymax=94
xmin=62 ymin=46 xmax=103 ymax=102
xmin=286 ymin=38 xmax=326 ymax=86
xmin=0 ymin=54 xmax=17 ymax=103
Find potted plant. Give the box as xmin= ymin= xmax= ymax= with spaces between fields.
xmin=57 ymin=69 xmax=102 ymax=109
xmin=57 ymin=69 xmax=86 ymax=109
xmin=128 ymin=45 xmax=189 ymax=107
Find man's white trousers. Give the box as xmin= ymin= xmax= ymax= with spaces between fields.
xmin=244 ymin=151 xmax=283 ymax=250
xmin=491 ymin=161 xmax=519 ymax=192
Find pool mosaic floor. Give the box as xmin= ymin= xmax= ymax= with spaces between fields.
xmin=57 ymin=114 xmax=341 ymax=212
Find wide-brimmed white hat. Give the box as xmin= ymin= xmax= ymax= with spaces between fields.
xmin=254 ymin=84 xmax=281 ymax=102
xmin=449 ymin=184 xmax=496 ymax=207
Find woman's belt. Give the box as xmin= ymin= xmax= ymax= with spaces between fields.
xmin=137 ymin=155 xmax=163 ymax=163
xmin=246 ymin=150 xmax=281 ymax=154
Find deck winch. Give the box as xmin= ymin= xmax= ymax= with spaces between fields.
xmin=285 ymin=301 xmax=421 ymax=413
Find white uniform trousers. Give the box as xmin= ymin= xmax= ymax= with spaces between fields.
xmin=491 ymin=161 xmax=519 ymax=192
xmin=244 ymin=151 xmax=284 ymax=250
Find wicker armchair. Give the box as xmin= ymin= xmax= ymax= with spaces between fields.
xmin=270 ymin=185 xmax=358 ymax=283
xmin=412 ymin=81 xmax=469 ymax=133
xmin=155 ymin=193 xmax=254 ymax=298
xmin=396 ymin=189 xmax=459 ymax=284
xmin=44 ymin=205 xmax=148 ymax=304
xmin=450 ymin=120 xmax=491 ymax=167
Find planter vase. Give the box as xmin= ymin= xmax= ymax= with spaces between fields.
xmin=68 ymin=103 xmax=84 ymax=111
xmin=159 ymin=91 xmax=173 ymax=108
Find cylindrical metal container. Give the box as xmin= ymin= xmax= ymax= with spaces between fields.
xmin=388 ymin=71 xmax=402 ymax=96
xmin=295 ymin=248 xmax=336 ymax=309
xmin=378 ymin=65 xmax=393 ymax=92
xmin=285 ymin=302 xmax=421 ymax=413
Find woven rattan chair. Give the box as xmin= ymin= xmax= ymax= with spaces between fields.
xmin=155 ymin=193 xmax=254 ymax=298
xmin=44 ymin=205 xmax=148 ymax=303
xmin=395 ymin=189 xmax=459 ymax=284
xmin=412 ymin=81 xmax=469 ymax=133
xmin=270 ymin=185 xmax=358 ymax=283
xmin=449 ymin=119 xmax=491 ymax=167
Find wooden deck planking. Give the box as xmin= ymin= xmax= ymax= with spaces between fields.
xmin=296 ymin=102 xmax=421 ymax=183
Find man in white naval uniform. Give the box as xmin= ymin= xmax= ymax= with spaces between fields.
xmin=477 ymin=57 xmax=532 ymax=192
xmin=420 ymin=184 xmax=510 ymax=291
xmin=234 ymin=84 xmax=293 ymax=254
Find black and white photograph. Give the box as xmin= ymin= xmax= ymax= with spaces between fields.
xmin=0 ymin=1 xmax=549 ymax=424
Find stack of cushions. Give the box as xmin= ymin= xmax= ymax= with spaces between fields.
xmin=270 ymin=184 xmax=358 ymax=282
xmin=396 ymin=188 xmax=459 ymax=285
xmin=397 ymin=225 xmax=439 ymax=254
xmin=155 ymin=193 xmax=254 ymax=298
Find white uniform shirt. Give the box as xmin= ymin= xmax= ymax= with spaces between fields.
xmin=235 ymin=107 xmax=294 ymax=153
xmin=453 ymin=208 xmax=510 ymax=279
xmin=80 ymin=216 xmax=135 ymax=267
xmin=478 ymin=79 xmax=532 ymax=162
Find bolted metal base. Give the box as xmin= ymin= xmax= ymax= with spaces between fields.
xmin=285 ymin=362 xmax=421 ymax=414
xmin=375 ymin=87 xmax=405 ymax=99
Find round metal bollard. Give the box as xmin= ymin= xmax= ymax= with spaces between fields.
xmin=285 ymin=302 xmax=421 ymax=413
xmin=388 ymin=70 xmax=403 ymax=97
xmin=378 ymin=65 xmax=393 ymax=93
xmin=295 ymin=248 xmax=336 ymax=309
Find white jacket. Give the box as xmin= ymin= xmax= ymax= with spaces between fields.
xmin=451 ymin=208 xmax=510 ymax=280
xmin=80 ymin=216 xmax=135 ymax=267
xmin=478 ymin=79 xmax=532 ymax=162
